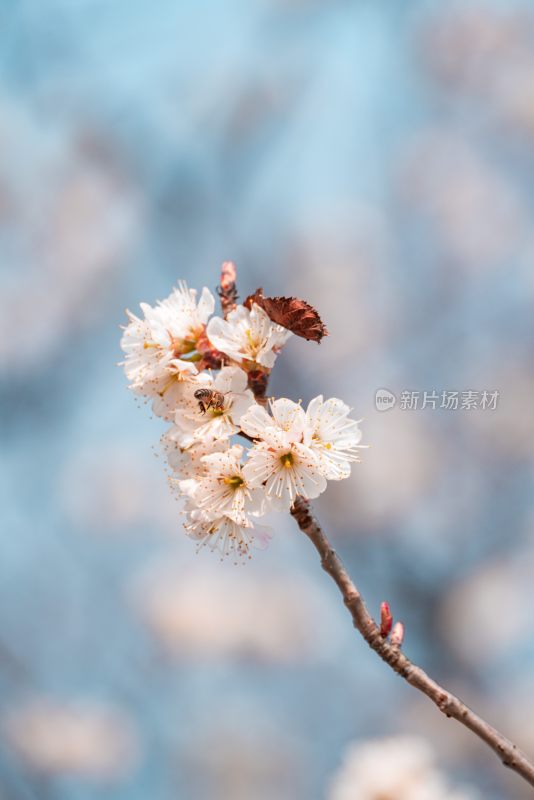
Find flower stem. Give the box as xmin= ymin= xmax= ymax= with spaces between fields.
xmin=290 ymin=495 xmax=534 ymax=791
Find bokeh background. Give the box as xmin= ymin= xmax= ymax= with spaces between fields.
xmin=1 ymin=0 xmax=534 ymax=798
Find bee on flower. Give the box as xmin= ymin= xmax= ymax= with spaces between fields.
xmin=173 ymin=366 xmax=256 ymax=448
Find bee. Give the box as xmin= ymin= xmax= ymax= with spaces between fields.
xmin=194 ymin=388 xmax=226 ymax=414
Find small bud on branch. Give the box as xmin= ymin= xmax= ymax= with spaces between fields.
xmin=390 ymin=621 xmax=405 ymax=648
xmin=380 ymin=601 xmax=393 ymax=638
xmin=217 ymin=261 xmax=238 ymax=318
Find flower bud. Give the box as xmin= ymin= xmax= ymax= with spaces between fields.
xmin=218 ymin=262 xmax=238 ymax=318
xmin=220 ymin=261 xmax=237 ymax=291
xmin=390 ymin=621 xmax=405 ymax=648
xmin=380 ymin=601 xmax=393 ymax=638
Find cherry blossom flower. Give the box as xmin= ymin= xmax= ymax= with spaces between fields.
xmin=183 ymin=503 xmax=271 ymax=561
xmin=120 ymin=282 xmax=215 ymax=418
xmin=179 ymin=444 xmax=265 ymax=525
xmin=239 ymin=396 xmax=307 ymax=439
xmin=173 ymin=366 xmax=255 ymax=447
xmin=206 ymin=303 xmax=291 ymax=369
xmin=150 ymin=373 xmax=200 ymax=421
xmin=161 ymin=427 xmax=226 ymax=478
xmin=241 ymin=399 xmax=327 ymax=510
xmin=121 ymin=311 xmax=197 ymax=388
xmin=305 ymin=395 xmax=365 ymax=480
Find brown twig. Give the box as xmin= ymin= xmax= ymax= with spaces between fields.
xmin=246 ymin=369 xmax=269 ymax=404
xmin=290 ymin=495 xmax=534 ymax=790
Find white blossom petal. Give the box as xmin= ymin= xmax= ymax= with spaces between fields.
xmin=305 ymin=395 xmax=365 ymax=480
xmin=206 ymin=303 xmax=290 ymax=368
xmin=239 ymin=404 xmax=274 ymax=440
xmin=243 ymin=439 xmax=325 ymax=510
xmin=197 ymin=286 xmax=216 ymax=323
xmin=184 ymin=509 xmax=271 ymax=561
xmin=120 ymin=282 xmax=215 ymax=412
xmin=183 ymin=445 xmax=267 ymax=525
xmin=269 ymin=398 xmax=306 ymax=440
xmin=151 ymin=371 xmax=198 ymax=421
xmin=213 ymin=365 xmax=248 ymax=394
xmin=162 ymin=425 xmax=226 ymax=477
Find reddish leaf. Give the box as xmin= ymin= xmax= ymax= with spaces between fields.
xmin=244 ymin=288 xmax=328 ymax=343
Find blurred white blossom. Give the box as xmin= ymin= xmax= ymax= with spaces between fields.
xmin=328 ymin=736 xmax=477 ymax=800
xmin=3 ymin=699 xmax=139 ymax=781
xmin=132 ymin=562 xmax=343 ymax=662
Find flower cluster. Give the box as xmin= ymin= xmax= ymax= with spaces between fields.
xmin=120 ymin=271 xmax=364 ymax=560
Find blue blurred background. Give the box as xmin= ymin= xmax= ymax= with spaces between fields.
xmin=1 ymin=0 xmax=534 ymax=797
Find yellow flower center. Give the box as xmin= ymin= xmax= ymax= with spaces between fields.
xmin=280 ymin=452 xmax=294 ymax=468
xmin=224 ymin=475 xmax=244 ymax=488
xmin=180 ymin=351 xmax=202 ymax=362
xmin=168 ymin=328 xmax=205 ymax=359
xmin=245 ymin=328 xmax=260 ymax=355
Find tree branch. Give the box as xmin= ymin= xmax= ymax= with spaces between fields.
xmin=290 ymin=495 xmax=534 ymax=790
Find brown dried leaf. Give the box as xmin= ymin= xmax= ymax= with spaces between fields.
xmin=244 ymin=288 xmax=328 ymax=343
